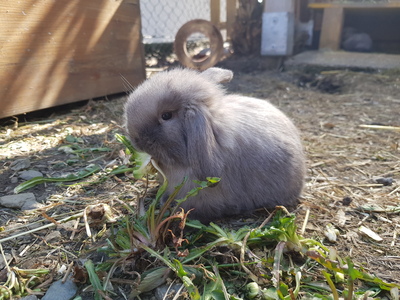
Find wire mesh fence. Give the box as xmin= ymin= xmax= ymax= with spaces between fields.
xmin=140 ymin=0 xmax=227 ymax=66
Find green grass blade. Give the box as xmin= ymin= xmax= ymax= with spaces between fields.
xmin=14 ymin=164 xmax=101 ymax=194
xmin=115 ymin=133 xmax=153 ymax=179
xmin=322 ymin=271 xmax=339 ymax=300
xmin=115 ymin=133 xmax=136 ymax=156
xmin=182 ymin=237 xmax=229 ymax=264
xmin=141 ymin=245 xmax=201 ymax=299
xmin=182 ymin=275 xmax=201 ymax=300
xmin=131 ymin=267 xmax=170 ymax=297
xmin=84 ymin=259 xmax=103 ymax=300
xmin=141 ymin=244 xmax=176 ymax=271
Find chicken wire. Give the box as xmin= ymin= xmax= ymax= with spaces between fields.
xmin=140 ymin=0 xmax=227 ymax=65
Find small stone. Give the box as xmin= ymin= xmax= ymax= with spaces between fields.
xmin=0 ymin=253 xmax=12 ymax=269
xmin=342 ymin=196 xmax=352 ymax=206
xmin=44 ymin=231 xmax=62 ymax=243
xmin=0 ymin=193 xmax=43 ymax=210
xmin=42 ymin=278 xmax=78 ymax=300
xmin=19 ymin=170 xmax=43 ymax=180
xmin=20 ymin=296 xmax=38 ymax=300
xmin=35 ymin=164 xmax=47 ymax=169
xmin=10 ymin=158 xmax=31 ymax=171
xmin=374 ymin=177 xmax=393 ymax=186
xmin=10 ymin=177 xmax=18 ymax=184
xmin=155 ymin=284 xmax=183 ymax=300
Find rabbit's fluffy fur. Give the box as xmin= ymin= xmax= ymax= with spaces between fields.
xmin=125 ymin=68 xmax=306 ymax=222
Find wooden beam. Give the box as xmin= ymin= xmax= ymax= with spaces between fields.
xmin=319 ymin=7 xmax=344 ymax=50
xmin=226 ymin=0 xmax=237 ymax=40
xmin=309 ymin=2 xmax=400 ymax=9
xmin=210 ymin=0 xmax=221 ymax=27
xmin=264 ymin=0 xmax=295 ymax=13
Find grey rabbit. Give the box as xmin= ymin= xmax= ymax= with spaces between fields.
xmin=124 ymin=67 xmax=306 ymax=222
xmin=341 ymin=27 xmax=372 ymax=52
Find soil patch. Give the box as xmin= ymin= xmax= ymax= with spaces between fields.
xmin=1 ymin=58 xmax=400 ymax=298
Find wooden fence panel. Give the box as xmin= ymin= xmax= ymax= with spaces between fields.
xmin=0 ymin=0 xmax=145 ymax=118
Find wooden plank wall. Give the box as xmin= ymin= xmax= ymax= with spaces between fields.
xmin=0 ymin=0 xmax=146 ymax=118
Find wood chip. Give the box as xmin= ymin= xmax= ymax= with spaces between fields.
xmin=335 ymin=209 xmax=347 ymax=227
xmin=324 ymin=223 xmax=338 ymax=242
xmin=359 ymin=225 xmax=383 ymax=242
xmin=359 ymin=124 xmax=400 ymax=131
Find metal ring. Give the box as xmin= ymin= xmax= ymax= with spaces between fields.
xmin=174 ymin=19 xmax=224 ymax=70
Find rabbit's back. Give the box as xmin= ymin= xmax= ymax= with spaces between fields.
xmin=176 ymin=95 xmax=306 ymax=221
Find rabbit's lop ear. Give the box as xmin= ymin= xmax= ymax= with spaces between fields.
xmin=201 ymin=68 xmax=233 ymax=84
xmin=185 ymin=107 xmax=222 ymax=180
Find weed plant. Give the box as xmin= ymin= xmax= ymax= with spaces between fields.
xmin=87 ymin=135 xmax=400 ymax=300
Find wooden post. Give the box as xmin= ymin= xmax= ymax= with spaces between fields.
xmin=264 ymin=0 xmax=295 ymax=13
xmin=226 ymin=0 xmax=237 ymax=40
xmin=261 ymin=0 xmax=295 ymax=55
xmin=210 ymin=0 xmax=221 ymax=27
xmin=319 ymin=7 xmax=344 ymax=50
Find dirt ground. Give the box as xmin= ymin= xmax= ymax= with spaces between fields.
xmin=0 ymin=56 xmax=400 ymax=298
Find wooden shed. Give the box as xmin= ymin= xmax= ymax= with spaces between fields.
xmin=0 ymin=0 xmax=146 ymax=119
xmin=306 ymin=0 xmax=400 ymax=53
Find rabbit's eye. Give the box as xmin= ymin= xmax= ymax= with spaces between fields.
xmin=161 ymin=112 xmax=172 ymax=121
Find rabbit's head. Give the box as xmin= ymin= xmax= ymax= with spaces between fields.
xmin=124 ymin=68 xmax=233 ymax=178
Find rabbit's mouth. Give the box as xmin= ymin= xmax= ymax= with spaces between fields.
xmin=127 ymin=136 xmax=143 ymax=152
xmin=128 ymin=136 xmax=155 ymax=161
xmin=132 ymin=137 xmax=162 ymax=161
xmin=141 ymin=141 xmax=188 ymax=167
xmin=133 ymin=139 xmax=152 ymax=156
